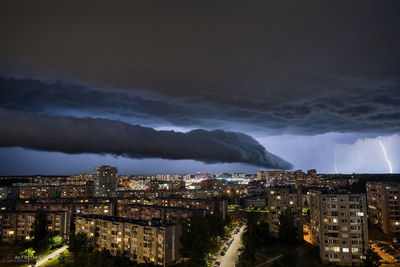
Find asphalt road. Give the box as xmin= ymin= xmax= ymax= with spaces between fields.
xmin=215 ymin=225 xmax=245 ymax=267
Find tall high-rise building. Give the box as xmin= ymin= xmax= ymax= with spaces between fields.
xmin=366 ymin=182 xmax=400 ymax=234
xmin=309 ymin=189 xmax=368 ymax=265
xmin=94 ymin=166 xmax=118 ymax=197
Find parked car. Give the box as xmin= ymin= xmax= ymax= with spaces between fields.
xmin=214 ymin=261 xmax=221 ymax=267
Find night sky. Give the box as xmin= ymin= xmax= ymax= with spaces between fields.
xmin=1 ymin=1 xmax=399 ymax=175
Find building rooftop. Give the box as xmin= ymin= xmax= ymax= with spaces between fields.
xmin=125 ymin=203 xmax=208 ymax=212
xmin=77 ymin=214 xmax=177 ymax=227
xmin=309 ymin=188 xmax=363 ymax=195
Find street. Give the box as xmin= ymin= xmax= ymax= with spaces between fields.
xmin=215 ymin=225 xmax=245 ymax=267
xmin=34 ymin=245 xmax=68 ymax=267
xmin=370 ymin=241 xmax=397 ymax=265
xmin=303 ymin=224 xmax=313 ymax=245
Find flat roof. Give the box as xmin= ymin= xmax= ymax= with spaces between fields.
xmin=76 ymin=214 xmax=177 ymax=227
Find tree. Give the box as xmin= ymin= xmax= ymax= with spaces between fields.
xmin=69 ymin=232 xmax=92 ymax=253
xmin=31 ymin=212 xmax=50 ymax=251
xmin=365 ymin=248 xmax=381 ymax=267
xmin=180 ymin=214 xmax=211 ymax=266
xmin=278 ymin=210 xmax=298 ymax=243
xmin=207 ymin=203 xmax=224 ymax=237
xmin=241 ymin=212 xmax=258 ymax=264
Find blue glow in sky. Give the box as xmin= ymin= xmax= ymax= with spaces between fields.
xmin=0 ymin=133 xmax=398 ymax=175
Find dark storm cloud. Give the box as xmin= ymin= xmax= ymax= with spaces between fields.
xmin=0 ymin=108 xmax=292 ymax=169
xmin=1 ymin=76 xmax=400 ymax=135
xmin=0 ymin=1 xmax=399 ymax=136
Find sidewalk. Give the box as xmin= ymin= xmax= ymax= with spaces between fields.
xmin=34 ymin=245 xmax=68 ymax=267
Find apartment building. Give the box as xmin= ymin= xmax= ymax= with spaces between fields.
xmin=153 ymin=198 xmax=227 ymax=219
xmin=0 ymin=211 xmax=70 ymax=243
xmin=75 ymin=215 xmax=181 ymax=266
xmin=267 ymin=186 xmax=303 ymax=238
xmin=19 ymin=184 xmax=59 ymax=199
xmin=309 ymin=189 xmax=368 ymax=266
xmin=118 ymin=204 xmax=208 ymax=222
xmin=16 ymin=200 xmax=114 ymax=217
xmin=60 ymin=184 xmax=92 ymax=198
xmin=94 ymin=166 xmax=118 ymax=197
xmin=243 ymin=197 xmax=266 ymax=209
xmin=366 ymin=182 xmax=400 ymax=234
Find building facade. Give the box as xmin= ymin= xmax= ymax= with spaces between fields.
xmin=118 ymin=204 xmax=208 ymax=222
xmin=309 ymin=189 xmax=368 ymax=265
xmin=94 ymin=166 xmax=118 ymax=197
xmin=60 ymin=185 xmax=92 ymax=198
xmin=19 ymin=184 xmax=59 ymax=199
xmin=153 ymin=198 xmax=227 ymax=220
xmin=366 ymin=182 xmax=400 ymax=234
xmin=267 ymin=186 xmax=303 ymax=238
xmin=75 ymin=215 xmax=181 ymax=266
xmin=0 ymin=211 xmax=70 ymax=243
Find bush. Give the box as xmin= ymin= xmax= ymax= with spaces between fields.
xmin=20 ymin=247 xmax=35 ymax=257
xmin=50 ymin=235 xmax=63 ymax=249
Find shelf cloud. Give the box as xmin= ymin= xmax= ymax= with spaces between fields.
xmin=0 ymin=108 xmax=292 ymax=169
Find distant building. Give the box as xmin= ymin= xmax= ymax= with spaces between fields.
xmin=307 ymin=169 xmax=317 ymax=177
xmin=66 ymin=172 xmax=92 ymax=184
xmin=309 ymin=189 xmax=368 ymax=265
xmin=19 ymin=184 xmax=59 ymax=199
xmin=267 ymin=186 xmax=303 ymax=238
xmin=0 ymin=187 xmax=8 ymax=199
xmin=257 ymin=171 xmax=284 ymax=181
xmin=367 ymin=182 xmax=400 ymax=234
xmin=60 ymin=184 xmax=92 ymax=198
xmin=200 ymin=179 xmax=224 ymax=191
xmin=232 ymin=173 xmax=246 ymax=179
xmin=75 ymin=215 xmax=181 ymax=266
xmin=94 ymin=166 xmax=118 ymax=197
xmin=153 ymin=198 xmax=228 ymax=220
xmin=244 ymin=197 xmax=266 ymax=209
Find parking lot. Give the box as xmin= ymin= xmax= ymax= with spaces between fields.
xmin=370 ymin=240 xmax=400 ymax=264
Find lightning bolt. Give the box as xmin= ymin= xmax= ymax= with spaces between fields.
xmin=333 ymin=146 xmax=338 ymax=174
xmin=377 ymin=137 xmax=393 ymax=174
